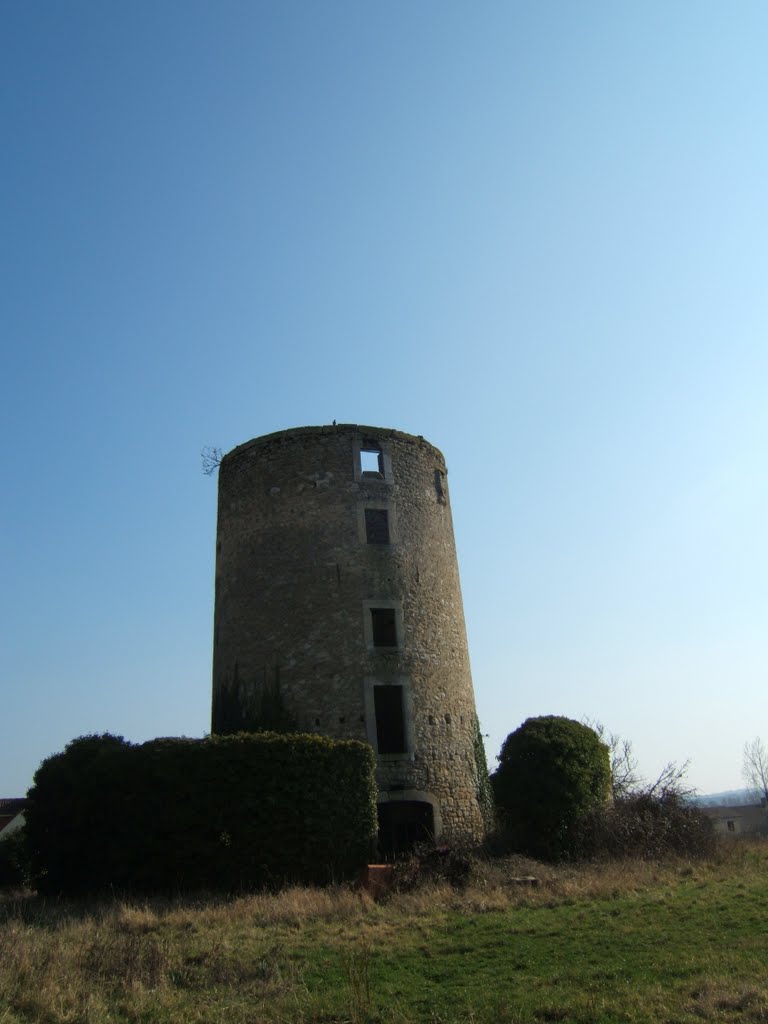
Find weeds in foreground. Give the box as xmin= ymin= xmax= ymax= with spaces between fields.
xmin=344 ymin=937 xmax=373 ymax=1024
xmin=1 ymin=841 xmax=767 ymax=1024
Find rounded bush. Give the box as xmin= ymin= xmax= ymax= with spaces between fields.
xmin=491 ymin=716 xmax=610 ymax=860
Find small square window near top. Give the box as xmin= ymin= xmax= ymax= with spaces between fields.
xmin=365 ymin=508 xmax=390 ymax=544
xmin=360 ymin=446 xmax=384 ymax=477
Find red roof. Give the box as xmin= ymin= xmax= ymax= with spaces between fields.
xmin=0 ymin=798 xmax=26 ymax=834
xmin=0 ymin=799 xmax=26 ymax=813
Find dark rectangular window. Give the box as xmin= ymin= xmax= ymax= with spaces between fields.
xmin=365 ymin=508 xmax=390 ymax=544
xmin=374 ymin=685 xmax=406 ymax=754
xmin=360 ymin=445 xmax=384 ymax=477
xmin=371 ymin=607 xmax=397 ymax=647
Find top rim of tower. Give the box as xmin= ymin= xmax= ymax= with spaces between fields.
xmin=223 ymin=425 xmax=445 ymax=464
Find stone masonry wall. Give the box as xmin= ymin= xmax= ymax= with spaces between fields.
xmin=212 ymin=424 xmax=486 ymax=845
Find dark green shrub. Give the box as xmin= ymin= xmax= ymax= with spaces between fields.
xmin=26 ymin=732 xmax=378 ymax=896
xmin=491 ymin=716 xmax=610 ymax=860
xmin=25 ymin=733 xmax=130 ymax=894
xmin=0 ymin=830 xmax=29 ymax=888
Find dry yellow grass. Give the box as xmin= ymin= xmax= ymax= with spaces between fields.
xmin=1 ymin=841 xmax=765 ymax=1024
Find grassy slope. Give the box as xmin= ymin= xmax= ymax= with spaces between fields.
xmin=1 ymin=843 xmax=767 ymax=1023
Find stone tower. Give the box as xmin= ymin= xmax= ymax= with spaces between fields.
xmin=212 ymin=425 xmax=486 ymax=851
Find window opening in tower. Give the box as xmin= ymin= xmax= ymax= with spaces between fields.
xmin=365 ymin=508 xmax=390 ymax=544
xmin=374 ymin=684 xmax=406 ymax=754
xmin=370 ymin=607 xmax=397 ymax=647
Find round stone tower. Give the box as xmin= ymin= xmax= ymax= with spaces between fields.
xmin=212 ymin=424 xmax=486 ymax=850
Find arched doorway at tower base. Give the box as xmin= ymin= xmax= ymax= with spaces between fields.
xmin=376 ymin=792 xmax=440 ymax=859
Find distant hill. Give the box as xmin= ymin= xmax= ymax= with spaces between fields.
xmin=692 ymin=788 xmax=758 ymax=807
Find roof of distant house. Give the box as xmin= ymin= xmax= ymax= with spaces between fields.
xmin=0 ymin=798 xmax=26 ymax=835
xmin=0 ymin=799 xmax=26 ymax=813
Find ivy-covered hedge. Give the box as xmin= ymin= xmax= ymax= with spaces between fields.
xmin=25 ymin=732 xmax=378 ymax=896
xmin=491 ymin=716 xmax=611 ymax=861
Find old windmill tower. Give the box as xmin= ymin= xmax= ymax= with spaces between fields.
xmin=212 ymin=425 xmax=486 ymax=852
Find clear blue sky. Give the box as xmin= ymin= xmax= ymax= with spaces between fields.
xmin=2 ymin=2 xmax=766 ymax=798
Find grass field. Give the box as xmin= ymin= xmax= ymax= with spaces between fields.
xmin=2 ymin=842 xmax=767 ymax=1024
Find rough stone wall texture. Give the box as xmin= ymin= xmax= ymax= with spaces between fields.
xmin=212 ymin=424 xmax=486 ymax=845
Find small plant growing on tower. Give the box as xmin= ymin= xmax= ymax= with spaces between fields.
xmin=201 ymin=446 xmax=223 ymax=475
xmin=471 ymin=716 xmax=495 ymax=831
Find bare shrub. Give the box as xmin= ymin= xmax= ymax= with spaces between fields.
xmin=743 ymin=737 xmax=768 ymax=803
xmin=583 ymin=718 xmax=641 ymax=798
xmin=392 ymin=845 xmax=473 ymax=893
xmin=576 ymin=789 xmax=715 ymax=860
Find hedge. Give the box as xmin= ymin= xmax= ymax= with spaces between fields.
xmin=491 ymin=716 xmax=611 ymax=860
xmin=25 ymin=732 xmax=378 ymax=896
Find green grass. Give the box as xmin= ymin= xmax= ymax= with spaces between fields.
xmin=2 ymin=842 xmax=768 ymax=1023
